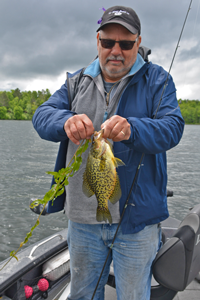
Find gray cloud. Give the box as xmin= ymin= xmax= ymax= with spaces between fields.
xmin=0 ymin=0 xmax=199 ymax=99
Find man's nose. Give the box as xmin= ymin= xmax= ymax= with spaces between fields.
xmin=110 ymin=42 xmax=122 ymax=55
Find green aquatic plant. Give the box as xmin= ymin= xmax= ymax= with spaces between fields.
xmin=0 ymin=139 xmax=90 ymax=270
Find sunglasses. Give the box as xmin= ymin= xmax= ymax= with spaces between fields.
xmin=99 ymin=37 xmax=138 ymax=50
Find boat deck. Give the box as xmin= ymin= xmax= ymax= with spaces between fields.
xmin=105 ymin=279 xmax=200 ymax=299
xmin=173 ymin=279 xmax=200 ymax=300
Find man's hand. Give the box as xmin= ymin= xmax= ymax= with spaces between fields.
xmin=101 ymin=115 xmax=131 ymax=142
xmin=64 ymin=114 xmax=94 ymax=145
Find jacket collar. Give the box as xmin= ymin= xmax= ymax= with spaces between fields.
xmin=84 ymin=53 xmax=146 ymax=78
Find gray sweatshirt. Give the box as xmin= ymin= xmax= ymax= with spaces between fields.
xmin=64 ymin=73 xmax=130 ymax=224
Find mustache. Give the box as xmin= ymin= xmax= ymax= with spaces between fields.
xmin=106 ymin=56 xmax=125 ymax=64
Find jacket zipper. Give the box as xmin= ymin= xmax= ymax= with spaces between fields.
xmin=103 ymin=81 xmax=121 ymax=122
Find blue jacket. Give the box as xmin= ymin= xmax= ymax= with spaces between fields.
xmin=32 ymin=58 xmax=184 ymax=234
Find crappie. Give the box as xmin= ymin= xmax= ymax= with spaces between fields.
xmin=82 ymin=130 xmax=124 ymax=224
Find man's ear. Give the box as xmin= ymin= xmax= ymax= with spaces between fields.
xmin=137 ymin=35 xmax=142 ymax=47
xmin=97 ymin=32 xmax=100 ymax=50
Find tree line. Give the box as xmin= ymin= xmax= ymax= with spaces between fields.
xmin=0 ymin=88 xmax=200 ymax=124
xmin=178 ymin=99 xmax=200 ymax=124
xmin=0 ymin=88 xmax=51 ymax=120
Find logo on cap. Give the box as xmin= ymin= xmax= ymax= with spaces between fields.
xmin=109 ymin=10 xmax=130 ymax=16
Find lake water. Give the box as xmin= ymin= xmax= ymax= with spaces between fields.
xmin=0 ymin=121 xmax=200 ymax=262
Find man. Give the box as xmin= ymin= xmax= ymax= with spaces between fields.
xmin=32 ymin=6 xmax=184 ymax=300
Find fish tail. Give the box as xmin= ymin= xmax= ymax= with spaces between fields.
xmin=96 ymin=206 xmax=112 ymax=225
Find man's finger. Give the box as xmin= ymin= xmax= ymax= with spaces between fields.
xmin=64 ymin=114 xmax=94 ymax=144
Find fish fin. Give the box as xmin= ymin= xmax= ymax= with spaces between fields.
xmin=106 ymin=140 xmax=125 ymax=167
xmin=82 ymin=171 xmax=94 ymax=198
xmin=108 ymin=174 xmax=122 ymax=204
xmin=114 ymin=157 xmax=125 ymax=167
xmin=96 ymin=206 xmax=112 ymax=225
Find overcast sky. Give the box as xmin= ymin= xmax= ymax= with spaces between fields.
xmin=0 ymin=0 xmax=199 ymax=100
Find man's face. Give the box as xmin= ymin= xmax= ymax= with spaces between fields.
xmin=97 ymin=23 xmax=141 ymax=82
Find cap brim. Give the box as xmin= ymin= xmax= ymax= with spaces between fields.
xmin=96 ymin=20 xmax=138 ymax=35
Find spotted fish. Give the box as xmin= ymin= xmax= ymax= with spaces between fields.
xmin=82 ymin=130 xmax=124 ymax=224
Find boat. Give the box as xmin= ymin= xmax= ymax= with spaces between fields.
xmin=0 ymin=191 xmax=200 ymax=300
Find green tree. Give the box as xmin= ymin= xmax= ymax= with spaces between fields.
xmin=6 ymin=91 xmax=14 ymax=102
xmin=0 ymin=107 xmax=7 ymax=119
xmin=9 ymin=97 xmax=19 ymax=111
xmin=19 ymin=98 xmax=27 ymax=110
xmin=0 ymin=92 xmax=9 ymax=108
xmin=196 ymin=107 xmax=200 ymax=124
xmin=26 ymin=103 xmax=32 ymax=115
xmin=12 ymin=88 xmax=22 ymax=99
xmin=13 ymin=106 xmax=23 ymax=120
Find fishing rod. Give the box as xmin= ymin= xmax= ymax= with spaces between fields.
xmin=91 ymin=1 xmax=193 ymax=299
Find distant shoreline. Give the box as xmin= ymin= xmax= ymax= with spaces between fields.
xmin=0 ymin=89 xmax=200 ymax=124
xmin=0 ymin=119 xmax=199 ymax=125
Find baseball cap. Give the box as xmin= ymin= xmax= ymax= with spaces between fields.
xmin=96 ymin=6 xmax=141 ymax=35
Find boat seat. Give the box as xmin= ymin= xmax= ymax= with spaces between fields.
xmin=152 ymin=204 xmax=200 ymax=292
